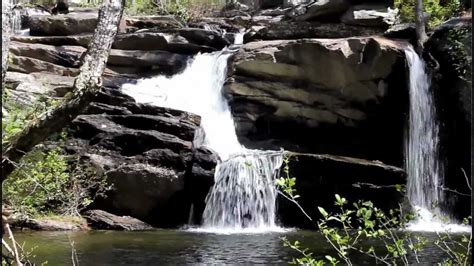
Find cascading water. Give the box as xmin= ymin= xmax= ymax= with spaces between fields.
xmin=122 ymin=33 xmax=285 ymax=233
xmin=404 ymin=47 xmax=468 ymax=232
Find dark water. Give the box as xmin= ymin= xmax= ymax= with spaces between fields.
xmin=9 ymin=229 xmax=461 ymax=265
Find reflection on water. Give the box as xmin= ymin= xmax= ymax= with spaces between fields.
xmin=10 ymin=230 xmax=464 ymax=265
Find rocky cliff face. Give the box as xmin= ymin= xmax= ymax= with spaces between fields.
xmin=425 ymin=16 xmax=472 ymax=220
xmin=225 ymin=36 xmax=409 ymax=166
xmin=6 ymin=1 xmax=469 ymax=228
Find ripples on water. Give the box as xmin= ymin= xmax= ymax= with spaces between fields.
xmin=10 ymin=230 xmax=466 ymax=265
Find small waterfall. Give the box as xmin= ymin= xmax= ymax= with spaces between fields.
xmin=122 ymin=33 xmax=285 ymax=233
xmin=404 ymin=47 xmax=468 ymax=232
xmin=200 ymin=151 xmax=283 ymax=232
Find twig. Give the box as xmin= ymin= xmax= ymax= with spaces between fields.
xmin=460 ymin=168 xmax=471 ymax=190
xmin=4 ymin=223 xmax=23 ymax=266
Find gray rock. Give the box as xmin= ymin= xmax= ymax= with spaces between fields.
xmin=84 ymin=209 xmax=153 ymax=230
xmin=10 ymin=41 xmax=85 ymax=68
xmin=225 ymin=37 xmax=409 ymax=164
xmin=287 ymin=0 xmax=350 ymax=21
xmin=8 ymin=54 xmax=79 ymax=76
xmin=29 ymin=12 xmax=99 ymax=36
xmin=341 ymin=4 xmax=398 ymax=27
xmin=68 ymin=88 xmax=202 ymax=227
xmin=244 ymin=21 xmax=385 ymax=42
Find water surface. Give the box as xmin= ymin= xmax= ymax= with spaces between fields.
xmin=11 ymin=229 xmax=461 ymax=265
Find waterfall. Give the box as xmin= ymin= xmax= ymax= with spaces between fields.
xmin=404 ymin=47 xmax=468 ymax=232
xmin=122 ymin=33 xmax=285 ymax=233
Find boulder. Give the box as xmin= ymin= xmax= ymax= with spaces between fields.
xmin=12 ymin=30 xmax=224 ymax=54
xmin=277 ymin=151 xmax=406 ymax=228
xmin=185 ymin=146 xmax=219 ymax=224
xmin=112 ymin=32 xmax=218 ymax=53
xmin=340 ymin=4 xmax=398 ymax=28
xmin=425 ymin=16 xmax=471 ymax=220
xmin=384 ymin=23 xmax=416 ymax=43
xmin=9 ymin=215 xmax=89 ymax=231
xmin=125 ymin=15 xmax=183 ymax=31
xmin=244 ymin=21 xmax=385 ymax=42
xmin=225 ymin=37 xmax=409 ymax=165
xmin=9 ymin=41 xmax=85 ymax=68
xmin=68 ymin=88 xmax=203 ymax=227
xmin=287 ymin=0 xmax=350 ymax=21
xmin=8 ymin=54 xmax=79 ymax=76
xmin=107 ymin=49 xmax=190 ymax=74
xmin=84 ymin=209 xmax=153 ymax=230
xmin=29 ymin=12 xmax=98 ymax=36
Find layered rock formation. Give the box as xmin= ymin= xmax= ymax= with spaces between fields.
xmin=225 ymin=37 xmax=409 ymax=166
xmin=5 ymin=0 xmax=470 ymax=229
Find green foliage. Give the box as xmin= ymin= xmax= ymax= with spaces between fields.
xmin=276 ymin=160 xmax=472 ymax=265
xmin=446 ymin=27 xmax=471 ymax=82
xmin=2 ymin=89 xmax=60 ymax=145
xmin=394 ymin=0 xmax=462 ymax=28
xmin=2 ymin=130 xmax=111 ymax=217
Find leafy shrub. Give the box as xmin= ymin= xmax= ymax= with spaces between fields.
xmin=395 ymin=0 xmax=462 ymax=28
xmin=2 ymin=144 xmax=111 ymax=217
xmin=276 ymin=155 xmax=472 ymax=265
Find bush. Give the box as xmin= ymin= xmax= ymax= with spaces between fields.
xmin=2 ymin=90 xmax=111 ymax=218
xmin=2 ymin=144 xmax=111 ymax=217
xmin=395 ymin=0 xmax=462 ymax=28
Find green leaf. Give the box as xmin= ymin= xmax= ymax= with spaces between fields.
xmin=318 ymin=207 xmax=328 ymax=218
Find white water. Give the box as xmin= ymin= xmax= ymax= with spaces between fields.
xmin=404 ymin=47 xmax=469 ymax=232
xmin=122 ymin=33 xmax=285 ymax=233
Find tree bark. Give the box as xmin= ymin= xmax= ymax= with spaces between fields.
xmin=1 ymin=0 xmax=126 ymax=182
xmin=2 ymin=0 xmax=13 ymax=90
xmin=415 ymin=0 xmax=428 ymax=55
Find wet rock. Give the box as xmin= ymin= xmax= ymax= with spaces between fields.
xmin=84 ymin=210 xmax=153 ymax=230
xmin=226 ymin=37 xmax=409 ymax=165
xmin=425 ymin=16 xmax=471 ymax=220
xmin=186 ymin=146 xmax=219 ymax=224
xmin=278 ymin=151 xmax=406 ymax=228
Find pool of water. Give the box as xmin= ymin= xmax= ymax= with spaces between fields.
xmin=8 ymin=229 xmax=464 ymax=265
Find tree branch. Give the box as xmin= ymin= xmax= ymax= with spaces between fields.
xmin=1 ymin=0 xmax=126 ymax=182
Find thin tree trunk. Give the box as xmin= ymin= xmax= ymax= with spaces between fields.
xmin=1 ymin=0 xmax=126 ymax=182
xmin=2 ymin=0 xmax=13 ymax=90
xmin=415 ymin=0 xmax=428 ymax=55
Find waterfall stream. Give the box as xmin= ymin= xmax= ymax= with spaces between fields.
xmin=404 ymin=47 xmax=468 ymax=232
xmin=122 ymin=33 xmax=285 ymax=233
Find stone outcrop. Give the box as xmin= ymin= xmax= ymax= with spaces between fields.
xmin=244 ymin=21 xmax=384 ymax=42
xmin=278 ymin=151 xmax=406 ymax=228
xmin=340 ymin=4 xmax=398 ymax=27
xmin=29 ymin=12 xmax=100 ymax=36
xmin=425 ymin=16 xmax=472 ymax=220
xmin=225 ymin=37 xmax=409 ymax=165
xmin=287 ymin=0 xmax=351 ymax=21
xmin=84 ymin=209 xmax=153 ymax=230
xmin=185 ymin=146 xmax=219 ymax=224
xmin=65 ymin=88 xmax=201 ymax=227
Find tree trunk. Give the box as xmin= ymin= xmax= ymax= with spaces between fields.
xmin=415 ymin=0 xmax=428 ymax=55
xmin=1 ymin=0 xmax=126 ymax=182
xmin=2 ymin=0 xmax=13 ymax=91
